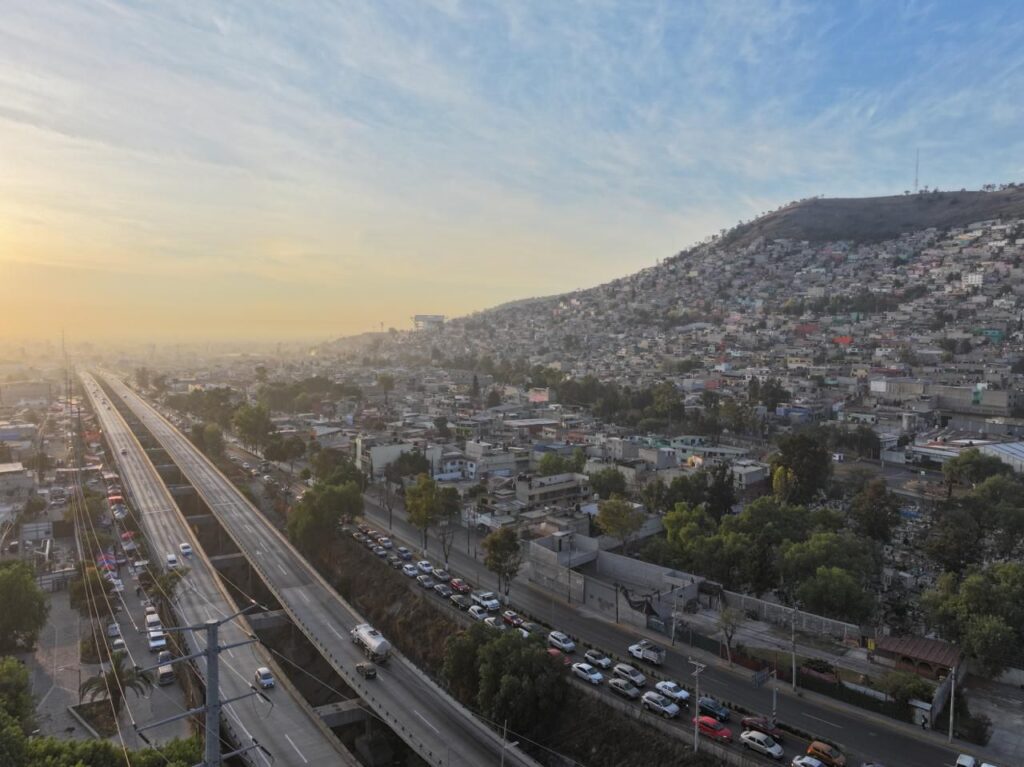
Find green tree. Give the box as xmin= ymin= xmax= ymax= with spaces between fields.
xmin=704 ymin=462 xmax=736 ymax=521
xmin=961 ymin=614 xmax=1017 ymax=678
xmin=770 ymin=432 xmax=831 ymax=504
xmin=189 ymin=423 xmax=206 ymax=451
xmin=485 ymin=388 xmax=502 ymax=408
xmin=443 ymin=622 xmax=488 ymax=702
xmin=202 ymin=423 xmax=224 ymax=459
xmin=796 ymin=566 xmax=873 ymax=623
xmin=925 ymin=508 xmax=981 ymax=574
xmin=571 ymin=447 xmax=587 ymax=473
xmin=640 ymin=477 xmax=668 ymax=514
xmin=877 ymin=671 xmax=934 ymax=704
xmin=537 ymin=453 xmax=573 ymax=476
xmin=69 ymin=565 xmax=115 ymax=619
xmin=482 ymin=526 xmax=523 ymax=600
xmin=850 ymin=478 xmax=900 ymax=541
xmin=282 ymin=435 xmax=306 ymax=473
xmin=406 ymin=474 xmax=441 ymax=550
xmin=0 ymin=709 xmax=26 ymax=767
xmin=79 ymin=651 xmax=152 ymax=716
xmin=942 ymin=448 xmax=1011 ymax=495
xmin=433 ymin=416 xmax=451 ymax=439
xmin=288 ymin=481 xmax=362 ymax=558
xmin=134 ymin=367 xmax=150 ymax=389
xmin=596 ymin=496 xmax=645 ymax=554
xmin=0 ymin=562 xmax=49 ymax=653
xmin=0 ymin=657 xmax=34 ymax=732
xmin=590 ymin=466 xmax=627 ymax=499
xmin=232 ymin=403 xmax=274 ymax=453
xmin=376 ymin=373 xmax=395 ymax=406
xmin=383 ymin=451 xmax=430 ymax=483
xmin=150 ymin=568 xmax=189 ymax=613
xmin=718 ymin=606 xmax=744 ymax=667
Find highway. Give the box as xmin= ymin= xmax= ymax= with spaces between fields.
xmin=101 ymin=373 xmax=539 ymax=767
xmin=81 ymin=374 xmax=351 ymax=767
xmin=355 ymin=494 xmax=973 ymax=767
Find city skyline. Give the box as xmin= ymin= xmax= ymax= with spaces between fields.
xmin=2 ymin=1 xmax=1023 ymax=342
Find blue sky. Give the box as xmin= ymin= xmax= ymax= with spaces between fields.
xmin=1 ymin=0 xmax=1022 ymax=340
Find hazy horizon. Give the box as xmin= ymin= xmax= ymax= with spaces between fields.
xmin=3 ymin=1 xmax=1023 ymax=343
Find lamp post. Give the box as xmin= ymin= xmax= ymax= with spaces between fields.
xmin=689 ymin=658 xmax=706 ymax=753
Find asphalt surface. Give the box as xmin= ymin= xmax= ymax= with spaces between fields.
xmin=101 ymin=373 xmax=539 ymax=767
xmin=82 ymin=374 xmax=350 ymax=767
xmin=356 ymin=493 xmax=978 ymax=767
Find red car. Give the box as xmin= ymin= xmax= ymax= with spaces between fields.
xmin=449 ymin=578 xmax=472 ymax=594
xmin=502 ymin=610 xmax=523 ymax=627
xmin=693 ymin=715 xmax=733 ymax=743
xmin=741 ymin=715 xmax=783 ymax=742
xmin=546 ymin=648 xmax=572 ymax=666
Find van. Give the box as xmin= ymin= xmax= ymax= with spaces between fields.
xmin=157 ymin=664 xmax=176 ymax=685
xmin=806 ymin=741 xmax=846 ymax=767
xmin=145 ymin=614 xmax=162 ymax=631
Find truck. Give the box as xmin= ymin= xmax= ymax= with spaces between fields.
xmin=350 ymin=623 xmax=392 ymax=662
xmin=628 ymin=639 xmax=666 ymax=666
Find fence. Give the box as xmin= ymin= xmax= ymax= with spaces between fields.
xmin=719 ymin=589 xmax=859 ymax=642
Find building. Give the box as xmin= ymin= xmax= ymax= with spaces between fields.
xmin=0 ymin=462 xmax=35 ymax=523
xmin=0 ymin=381 xmax=52 ymax=408
xmin=979 ymin=441 xmax=1024 ymax=473
xmin=514 ymin=472 xmax=592 ymax=511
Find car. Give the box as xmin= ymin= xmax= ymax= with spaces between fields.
xmin=396 ymin=546 xmax=412 ymax=561
xmin=262 ymin=474 xmax=273 ymax=483
xmin=520 ymin=622 xmax=541 ymax=635
xmin=502 ymin=610 xmax=523 ymax=627
xmin=608 ymin=678 xmax=641 ymax=700
xmin=366 ymin=529 xmax=381 ymax=541
xmin=740 ymin=730 xmax=784 ymax=760
xmin=432 ymin=569 xmax=451 ymax=583
xmin=433 ymin=583 xmax=453 ymax=599
xmin=547 ymin=631 xmax=576 ymax=653
xmin=483 ymin=616 xmax=507 ymax=631
xmin=157 ymin=650 xmax=173 ymax=664
xmin=250 ymin=469 xmax=259 ymax=477
xmin=106 ymin=623 xmax=121 ymax=638
xmin=449 ymin=578 xmax=471 ymax=593
xmin=352 ymin=532 xmax=367 ymax=543
xmin=468 ymin=605 xmax=488 ymax=621
xmin=254 ymin=667 xmax=275 ymax=689
xmin=416 ymin=560 xmax=433 ymax=575
xmin=111 ymin=638 xmax=126 ymax=652
xmin=147 ymin=631 xmax=168 ymax=652
xmin=583 ymin=649 xmax=612 ymax=668
xmin=572 ymin=662 xmax=604 ymax=685
xmin=612 ymin=663 xmax=646 ymax=687
xmin=378 ymin=537 xmax=393 ymax=549
xmin=655 ymin=680 xmax=691 ymax=703
xmin=362 ymin=537 xmax=377 ymax=550
xmin=387 ymin=554 xmax=403 ymax=568
xmin=698 ymin=695 xmax=731 ymax=721
xmin=641 ymin=691 xmax=680 ymax=718
xmin=741 ymin=715 xmax=784 ymax=742
xmin=402 ymin=564 xmax=418 ymax=577
xmin=120 ymin=448 xmax=128 ymax=455
xmin=179 ymin=542 xmax=192 ymax=557
xmin=546 ymin=647 xmax=572 ymax=666
xmin=450 ymin=594 xmax=472 ymax=610
xmin=373 ymin=546 xmax=387 ymax=558
xmin=165 ymin=554 xmax=179 ymax=570
xmin=242 ymin=462 xmax=251 ymax=470
xmin=356 ymin=662 xmax=377 ymax=679
xmin=416 ymin=574 xmax=436 ymax=589
xmin=806 ymin=741 xmax=846 ymax=767
xmin=109 ymin=578 xmax=125 ymax=593
xmin=472 ymin=591 xmax=500 ymax=611
xmin=693 ymin=715 xmax=733 ymax=743
xmin=790 ymin=758 xmax=825 ymax=767
xmin=144 ymin=604 xmax=158 ymax=616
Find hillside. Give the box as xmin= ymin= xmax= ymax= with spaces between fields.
xmin=723 ymin=187 xmax=1024 ymax=249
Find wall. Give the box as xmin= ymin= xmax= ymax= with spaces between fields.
xmin=720 ymin=589 xmax=860 ymax=642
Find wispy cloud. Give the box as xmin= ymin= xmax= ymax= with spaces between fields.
xmin=1 ymin=0 xmax=1022 ymax=340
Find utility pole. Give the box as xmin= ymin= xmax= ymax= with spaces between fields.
xmin=948 ymin=665 xmax=957 ymax=743
xmin=791 ymin=607 xmax=798 ymax=692
xmin=689 ymin=658 xmax=706 ymax=753
xmin=135 ymin=606 xmax=268 ymax=766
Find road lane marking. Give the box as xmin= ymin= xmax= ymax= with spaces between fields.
xmin=284 ymin=734 xmax=308 ymax=763
xmin=803 ymin=713 xmax=839 ymax=727
xmin=414 ymin=710 xmax=440 ymax=735
xmin=329 ymin=625 xmax=345 ymax=641
xmin=297 ymin=590 xmax=310 ymax=604
xmin=277 ymin=563 xmax=288 ymax=575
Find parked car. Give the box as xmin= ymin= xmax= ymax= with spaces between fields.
xmin=583 ymin=648 xmax=612 ymax=668
xmin=655 ymin=680 xmax=690 ymax=703
xmin=520 ymin=622 xmax=541 ymax=635
xmin=402 ymin=564 xmax=418 ymax=577
xmin=546 ymin=647 xmax=572 ymax=666
xmin=501 ymin=610 xmax=523 ymax=627
xmin=450 ymin=594 xmax=472 ymax=610
xmin=433 ymin=569 xmax=451 ymax=583
xmin=416 ymin=560 xmax=433 ymax=575
xmin=483 ymin=616 xmax=507 ymax=631
xmin=111 ymin=638 xmax=126 ymax=652
xmin=789 ymin=758 xmax=824 ymax=767
xmin=641 ymin=691 xmax=680 ymax=718
xmin=471 ymin=591 xmax=500 ymax=611
xmin=693 ymin=715 xmax=732 ymax=743
xmin=254 ymin=667 xmax=275 ymax=689
xmin=468 ymin=605 xmax=488 ymax=621
xmin=157 ymin=650 xmax=173 ymax=664
xmin=387 ymin=554 xmax=403 ymax=568
xmin=106 ymin=622 xmax=121 ymax=638
xmin=416 ymin=574 xmax=435 ymax=589
xmin=352 ymin=532 xmax=367 ymax=543
xmin=449 ymin=578 xmax=471 ymax=593
xmin=547 ymin=631 xmax=576 ymax=653
xmin=396 ymin=546 xmax=412 ymax=561
xmin=806 ymin=742 xmax=845 ymax=767
xmin=378 ymin=537 xmax=393 ymax=549
xmin=433 ymin=583 xmax=453 ymax=598
xmin=356 ymin=662 xmax=377 ymax=679
xmin=608 ymin=678 xmax=641 ymax=700
xmin=741 ymin=715 xmax=784 ymax=742
xmin=571 ymin=662 xmax=604 ymax=685
xmin=612 ymin=663 xmax=646 ymax=687
xmin=147 ymin=631 xmax=168 ymax=653
xmin=373 ymin=546 xmax=387 ymax=558
xmin=698 ymin=695 xmax=731 ymax=721
xmin=740 ymin=730 xmax=784 ymax=760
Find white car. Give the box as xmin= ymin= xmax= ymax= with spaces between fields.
xmin=148 ymin=631 xmax=168 ymax=652
xmin=416 ymin=560 xmax=433 ymax=575
xmin=179 ymin=542 xmax=193 ymax=557
xmin=612 ymin=663 xmax=646 ymax=687
xmin=106 ymin=623 xmax=121 ymax=638
xmin=468 ymin=605 xmax=488 ymax=621
xmin=655 ymin=680 xmax=690 ymax=703
xmin=254 ymin=667 xmax=275 ymax=689
xmin=547 ymin=631 xmax=576 ymax=653
xmin=571 ymin=662 xmax=603 ymax=685
xmin=641 ymin=691 xmax=679 ymax=718
xmin=740 ymin=730 xmax=784 ymax=760
xmin=583 ymin=649 xmax=612 ymax=668
xmin=165 ymin=554 xmax=179 ymax=570
xmin=790 ymin=758 xmax=824 ymax=767
xmin=402 ymin=564 xmax=418 ymax=577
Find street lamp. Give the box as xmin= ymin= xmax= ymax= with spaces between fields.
xmin=689 ymin=658 xmax=706 ymax=753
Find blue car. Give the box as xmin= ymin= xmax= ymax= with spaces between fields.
xmin=396 ymin=546 xmax=412 ymax=561
xmin=697 ymin=696 xmax=730 ymax=721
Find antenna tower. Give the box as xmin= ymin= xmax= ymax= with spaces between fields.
xmin=914 ymin=148 xmax=919 ymax=193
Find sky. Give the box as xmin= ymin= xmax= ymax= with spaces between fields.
xmin=1 ymin=1 xmax=1023 ymax=343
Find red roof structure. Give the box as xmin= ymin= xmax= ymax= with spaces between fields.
xmin=874 ymin=636 xmax=961 ymax=679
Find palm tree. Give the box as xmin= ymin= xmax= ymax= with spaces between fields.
xmin=150 ymin=568 xmax=188 ymax=611
xmin=80 ymin=651 xmax=152 ymax=715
